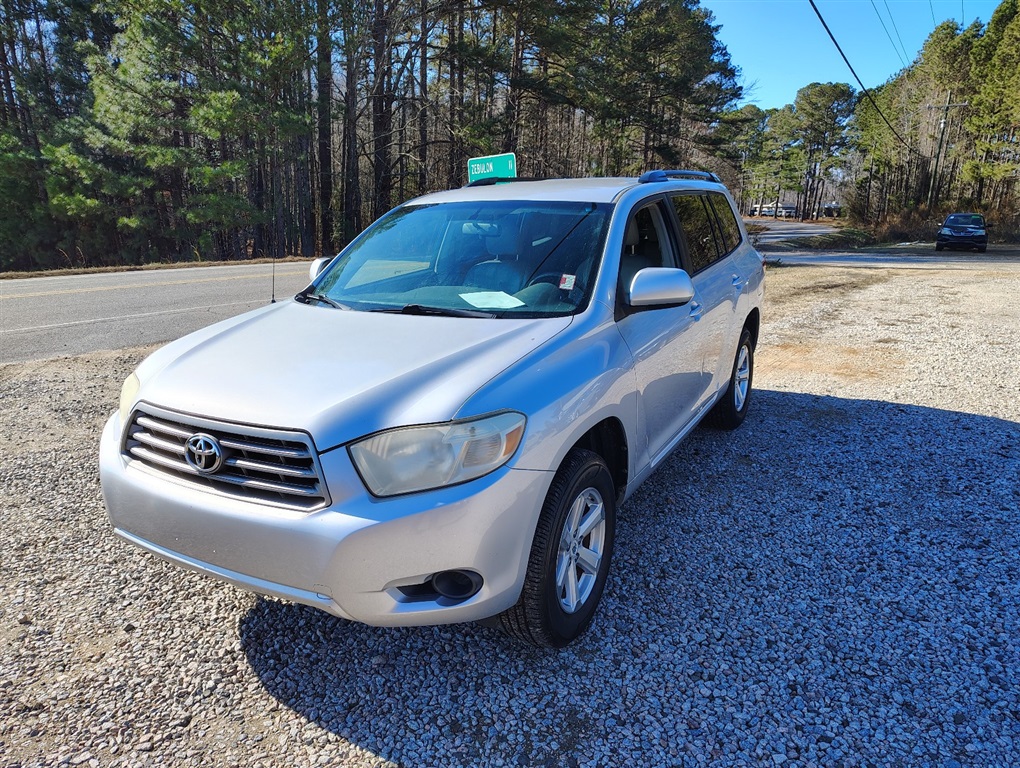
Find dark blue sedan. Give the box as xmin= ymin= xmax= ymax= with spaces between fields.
xmin=936 ymin=213 xmax=987 ymax=253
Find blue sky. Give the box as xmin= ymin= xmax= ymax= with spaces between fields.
xmin=700 ymin=0 xmax=1003 ymax=110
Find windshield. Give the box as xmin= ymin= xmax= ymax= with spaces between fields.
xmin=310 ymin=200 xmax=612 ymax=317
xmin=945 ymin=214 xmax=984 ymax=227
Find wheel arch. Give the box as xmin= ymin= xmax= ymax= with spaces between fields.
xmin=570 ymin=417 xmax=628 ymax=506
xmin=743 ymin=307 xmax=761 ymax=349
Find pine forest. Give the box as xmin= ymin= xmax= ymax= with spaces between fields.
xmin=1 ymin=0 xmax=1018 ymax=272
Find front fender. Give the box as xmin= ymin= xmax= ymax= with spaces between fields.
xmin=456 ymin=306 xmax=643 ymax=481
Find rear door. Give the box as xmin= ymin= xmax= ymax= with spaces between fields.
xmin=668 ymin=192 xmax=743 ymax=392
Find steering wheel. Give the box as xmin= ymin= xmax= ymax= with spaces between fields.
xmin=526 ymin=272 xmax=565 ymax=289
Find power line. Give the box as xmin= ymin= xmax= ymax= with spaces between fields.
xmin=870 ymin=0 xmax=907 ymax=67
xmin=883 ymin=0 xmax=911 ymax=65
xmin=807 ymin=0 xmax=917 ymax=156
xmin=929 ymin=0 xmax=937 ymax=28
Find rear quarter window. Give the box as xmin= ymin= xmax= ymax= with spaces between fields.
xmin=708 ymin=193 xmax=742 ymax=255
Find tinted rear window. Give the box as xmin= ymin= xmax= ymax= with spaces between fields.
xmin=708 ymin=193 xmax=742 ymax=254
xmin=670 ymin=194 xmax=720 ymax=273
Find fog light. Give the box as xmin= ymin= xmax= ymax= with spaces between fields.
xmin=431 ymin=570 xmax=483 ymax=601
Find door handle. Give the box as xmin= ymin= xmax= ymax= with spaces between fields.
xmin=731 ymin=274 xmax=745 ymax=291
xmin=689 ymin=300 xmax=703 ymax=320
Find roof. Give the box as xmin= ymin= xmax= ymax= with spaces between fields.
xmin=406 ymin=175 xmax=726 ymax=206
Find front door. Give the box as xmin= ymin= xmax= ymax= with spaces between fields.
xmin=615 ymin=202 xmax=712 ymax=464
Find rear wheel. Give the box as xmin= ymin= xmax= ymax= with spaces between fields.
xmin=706 ymin=327 xmax=754 ymax=430
xmin=498 ymin=449 xmax=615 ymax=648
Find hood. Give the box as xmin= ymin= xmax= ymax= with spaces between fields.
xmin=133 ymin=301 xmax=571 ymax=450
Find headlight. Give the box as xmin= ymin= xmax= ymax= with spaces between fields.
xmin=349 ymin=412 xmax=526 ymax=497
xmin=119 ymin=372 xmax=140 ymax=424
xmin=940 ymin=228 xmax=952 ymax=235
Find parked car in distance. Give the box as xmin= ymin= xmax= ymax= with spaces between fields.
xmin=748 ymin=203 xmax=796 ymax=218
xmin=99 ymin=169 xmax=765 ymax=648
xmin=936 ymin=213 xmax=987 ymax=252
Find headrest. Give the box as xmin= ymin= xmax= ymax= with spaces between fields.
xmin=485 ymin=215 xmax=520 ymax=258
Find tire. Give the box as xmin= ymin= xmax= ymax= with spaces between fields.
xmin=498 ymin=449 xmax=616 ymax=648
xmin=978 ymin=246 xmax=987 ymax=253
xmin=935 ymin=243 xmax=944 ymax=251
xmin=706 ymin=327 xmax=754 ymax=430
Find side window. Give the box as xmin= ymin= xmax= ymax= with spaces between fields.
xmin=708 ymin=193 xmax=742 ymax=255
xmin=670 ymin=194 xmax=720 ymax=273
xmin=619 ymin=202 xmax=676 ymax=290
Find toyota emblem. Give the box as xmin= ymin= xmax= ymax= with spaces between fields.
xmin=184 ymin=433 xmax=224 ymax=474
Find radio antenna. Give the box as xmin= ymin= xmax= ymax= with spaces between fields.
xmin=271 ymin=251 xmax=277 ymax=304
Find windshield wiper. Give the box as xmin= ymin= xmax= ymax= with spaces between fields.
xmin=373 ymin=304 xmax=496 ymax=318
xmin=295 ymin=291 xmax=350 ymax=310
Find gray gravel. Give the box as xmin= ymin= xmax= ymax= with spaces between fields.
xmin=2 ymin=264 xmax=1019 ymax=767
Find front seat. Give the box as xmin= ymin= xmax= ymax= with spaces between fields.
xmin=619 ymin=215 xmax=661 ymax=291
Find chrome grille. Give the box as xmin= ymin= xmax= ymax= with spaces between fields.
xmin=123 ymin=406 xmax=329 ymax=511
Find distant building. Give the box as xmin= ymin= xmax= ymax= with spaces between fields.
xmin=750 ymin=202 xmax=797 ymax=218
xmin=750 ymin=200 xmax=842 ymax=219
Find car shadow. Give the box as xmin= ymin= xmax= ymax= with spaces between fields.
xmin=239 ymin=389 xmax=1020 ymax=766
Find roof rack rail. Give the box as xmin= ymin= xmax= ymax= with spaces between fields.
xmin=465 ymin=176 xmax=545 ymax=187
xmin=638 ymin=169 xmax=721 ymax=184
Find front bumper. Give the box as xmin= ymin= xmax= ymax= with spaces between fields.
xmin=936 ymin=234 xmax=987 ymax=249
xmin=99 ymin=413 xmax=552 ymax=626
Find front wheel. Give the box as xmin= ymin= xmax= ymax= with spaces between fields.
xmin=498 ymin=449 xmax=616 ymax=648
xmin=706 ymin=327 xmax=754 ymax=430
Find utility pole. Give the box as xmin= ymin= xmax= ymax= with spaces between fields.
xmin=927 ymin=91 xmax=969 ymax=209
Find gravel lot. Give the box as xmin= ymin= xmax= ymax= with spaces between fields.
xmin=2 ymin=263 xmax=1019 ymax=767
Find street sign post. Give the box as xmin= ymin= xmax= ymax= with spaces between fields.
xmin=467 ymin=152 xmax=517 ymax=183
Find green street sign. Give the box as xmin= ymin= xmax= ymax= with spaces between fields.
xmin=468 ymin=152 xmax=517 ymax=183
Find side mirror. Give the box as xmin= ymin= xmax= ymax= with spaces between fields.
xmin=309 ymin=256 xmax=330 ymax=281
xmin=627 ymin=267 xmax=695 ymax=309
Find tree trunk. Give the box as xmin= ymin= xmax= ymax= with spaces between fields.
xmin=340 ymin=66 xmax=362 ymax=244
xmin=371 ymin=0 xmax=392 ymax=219
xmin=0 ymin=14 xmax=18 ymax=130
xmin=503 ymin=4 xmax=524 ymax=154
xmin=316 ymin=0 xmax=334 ymax=255
xmin=417 ymin=0 xmax=428 ymax=195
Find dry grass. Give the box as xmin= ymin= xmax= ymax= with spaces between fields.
xmin=759 ymin=227 xmax=877 ymax=251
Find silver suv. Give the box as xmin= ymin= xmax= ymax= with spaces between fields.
xmin=100 ymin=170 xmax=765 ymax=648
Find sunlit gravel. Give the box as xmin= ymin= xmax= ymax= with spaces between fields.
xmin=2 ymin=263 xmax=1018 ymax=767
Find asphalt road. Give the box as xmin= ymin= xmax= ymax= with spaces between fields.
xmin=766 ymin=246 xmax=1020 ymax=268
xmin=746 ymin=218 xmax=1020 ymax=268
xmin=5 ymin=228 xmax=1019 ymax=365
xmin=1 ymin=222 xmax=822 ymax=366
xmin=745 ymin=217 xmax=837 ymax=243
xmin=0 ymin=262 xmax=313 ymax=365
